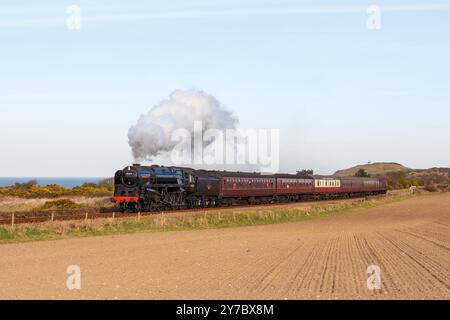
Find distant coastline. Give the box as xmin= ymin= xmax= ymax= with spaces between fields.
xmin=0 ymin=178 xmax=105 ymax=189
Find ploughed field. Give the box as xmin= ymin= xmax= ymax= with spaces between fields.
xmin=0 ymin=193 xmax=449 ymax=299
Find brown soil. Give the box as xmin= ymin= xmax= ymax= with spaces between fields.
xmin=0 ymin=193 xmax=449 ymax=300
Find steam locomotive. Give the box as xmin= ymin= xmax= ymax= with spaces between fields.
xmin=113 ymin=164 xmax=388 ymax=212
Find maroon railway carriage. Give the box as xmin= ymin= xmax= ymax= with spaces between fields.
xmin=219 ymin=171 xmax=276 ymax=197
xmin=339 ymin=176 xmax=388 ymax=196
xmin=275 ymin=174 xmax=315 ymax=196
xmin=216 ymin=171 xmax=275 ymax=205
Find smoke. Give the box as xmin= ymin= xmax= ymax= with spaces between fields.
xmin=128 ymin=89 xmax=238 ymax=161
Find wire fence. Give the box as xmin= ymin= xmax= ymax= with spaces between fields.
xmin=0 ymin=210 xmax=159 ymax=227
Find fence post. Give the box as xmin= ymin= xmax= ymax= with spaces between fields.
xmin=112 ymin=212 xmax=115 ymax=220
xmin=85 ymin=212 xmax=88 ymax=222
xmin=51 ymin=212 xmax=54 ymax=222
xmin=138 ymin=211 xmax=141 ymax=221
xmin=11 ymin=212 xmax=14 ymax=227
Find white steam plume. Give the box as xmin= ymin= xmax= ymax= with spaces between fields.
xmin=128 ymin=89 xmax=238 ymax=161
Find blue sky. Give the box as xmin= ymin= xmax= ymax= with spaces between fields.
xmin=0 ymin=0 xmax=449 ymax=177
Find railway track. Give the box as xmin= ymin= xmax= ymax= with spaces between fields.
xmin=0 ymin=194 xmax=390 ymax=227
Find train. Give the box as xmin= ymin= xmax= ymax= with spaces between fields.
xmin=112 ymin=164 xmax=388 ymax=212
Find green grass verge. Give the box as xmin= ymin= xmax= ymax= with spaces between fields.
xmin=0 ymin=194 xmax=414 ymax=244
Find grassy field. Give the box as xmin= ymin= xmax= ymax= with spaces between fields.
xmin=0 ymin=191 xmax=416 ymax=244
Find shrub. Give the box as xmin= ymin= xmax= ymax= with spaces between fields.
xmin=297 ymin=169 xmax=314 ymax=176
xmin=41 ymin=199 xmax=80 ymax=210
xmin=355 ymin=169 xmax=370 ymax=177
xmin=71 ymin=184 xmax=111 ymax=197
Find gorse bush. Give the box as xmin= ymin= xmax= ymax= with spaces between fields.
xmin=40 ymin=199 xmax=80 ymax=210
xmin=71 ymin=184 xmax=112 ymax=196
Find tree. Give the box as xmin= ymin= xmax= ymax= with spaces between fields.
xmin=297 ymin=169 xmax=314 ymax=176
xmin=355 ymin=169 xmax=371 ymax=177
xmin=14 ymin=179 xmax=38 ymax=189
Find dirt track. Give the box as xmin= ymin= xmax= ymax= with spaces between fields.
xmin=0 ymin=193 xmax=449 ymax=300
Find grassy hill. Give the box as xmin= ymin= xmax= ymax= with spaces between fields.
xmin=334 ymin=162 xmax=411 ymax=177
xmin=334 ymin=162 xmax=450 ymax=191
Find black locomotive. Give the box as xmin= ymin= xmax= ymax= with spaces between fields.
xmin=113 ymin=164 xmax=220 ymax=212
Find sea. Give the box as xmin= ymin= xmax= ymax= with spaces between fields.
xmin=0 ymin=178 xmax=105 ymax=189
